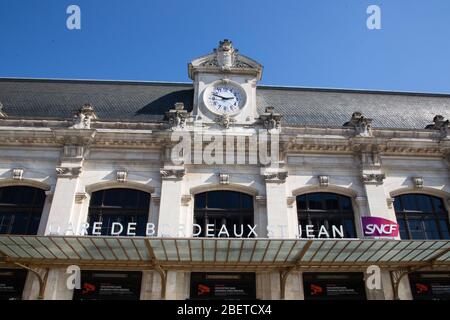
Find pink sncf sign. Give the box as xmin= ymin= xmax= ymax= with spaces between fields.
xmin=361 ymin=216 xmax=399 ymax=237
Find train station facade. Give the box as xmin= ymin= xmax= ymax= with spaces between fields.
xmin=0 ymin=40 xmax=449 ymax=300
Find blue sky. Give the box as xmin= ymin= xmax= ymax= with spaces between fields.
xmin=1 ymin=0 xmax=450 ymax=93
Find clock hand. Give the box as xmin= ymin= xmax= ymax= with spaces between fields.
xmin=212 ymin=93 xmax=226 ymax=99
xmin=212 ymin=93 xmax=235 ymax=100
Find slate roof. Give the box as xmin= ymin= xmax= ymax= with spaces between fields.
xmin=0 ymin=78 xmax=449 ymax=129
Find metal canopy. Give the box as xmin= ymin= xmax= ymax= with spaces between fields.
xmin=0 ymin=235 xmax=449 ymax=271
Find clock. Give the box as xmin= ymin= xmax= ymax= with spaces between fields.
xmin=204 ymin=82 xmax=246 ymax=115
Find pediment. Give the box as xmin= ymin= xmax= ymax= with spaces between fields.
xmin=188 ymin=39 xmax=263 ymax=81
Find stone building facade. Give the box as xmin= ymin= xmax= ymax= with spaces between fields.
xmin=0 ymin=40 xmax=449 ymax=300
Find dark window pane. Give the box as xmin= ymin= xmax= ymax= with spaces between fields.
xmin=296 ymin=193 xmax=356 ymax=239
xmin=90 ymin=191 xmax=103 ymax=206
xmin=343 ymin=219 xmax=356 ymax=238
xmin=194 ymin=191 xmax=254 ymax=238
xmin=9 ymin=213 xmax=29 ymax=235
xmin=102 ymin=189 xmax=123 ymax=207
xmin=0 ymin=214 xmax=13 ymax=233
xmin=241 ymin=194 xmax=253 ymax=209
xmin=432 ymin=197 xmax=445 ymax=214
xmin=340 ymin=196 xmax=352 ymax=211
xmin=33 ymin=190 xmax=46 ymax=206
xmin=28 ymin=213 xmax=42 ymax=235
xmin=0 ymin=187 xmax=45 ymax=236
xmin=323 ymin=193 xmax=339 ymax=210
xmin=308 ymin=193 xmax=323 ymax=210
xmin=408 ymin=219 xmax=426 ymax=240
xmin=87 ymin=189 xmax=151 ymax=237
xmin=138 ymin=193 xmax=150 ymax=209
xmin=120 ymin=189 xmax=138 ymax=208
xmin=415 ymin=195 xmax=433 ymax=212
xmin=393 ymin=198 xmax=402 ymax=212
xmin=402 ymin=195 xmax=417 ymax=211
xmin=297 ymin=195 xmax=307 ymax=210
xmin=395 ymin=194 xmax=450 ymax=240
xmin=195 ymin=193 xmax=206 ymax=208
xmin=424 ymin=220 xmax=440 ymax=240
xmin=15 ymin=187 xmax=35 ymax=205
xmin=439 ymin=220 xmax=450 ymax=239
xmin=207 ymin=191 xmax=223 ymax=208
xmin=0 ymin=188 xmax=15 ymax=204
xmin=398 ymin=219 xmax=409 ymax=240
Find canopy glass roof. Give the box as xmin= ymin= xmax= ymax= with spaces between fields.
xmin=0 ymin=236 xmax=449 ymax=270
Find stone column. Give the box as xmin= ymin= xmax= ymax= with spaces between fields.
xmin=263 ymin=170 xmax=292 ymax=238
xmin=156 ymin=166 xmax=187 ymax=300
xmin=357 ymin=147 xmax=398 ymax=236
xmin=44 ymin=164 xmax=82 ymax=234
xmin=260 ymin=169 xmax=291 ymax=300
xmin=157 ymin=167 xmax=185 ymax=237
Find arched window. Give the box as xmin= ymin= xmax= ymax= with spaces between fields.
xmin=394 ymin=194 xmax=450 ymax=240
xmin=194 ymin=191 xmax=254 ymax=237
xmin=0 ymin=186 xmax=46 ymax=235
xmin=87 ymin=188 xmax=150 ymax=236
xmin=297 ymin=192 xmax=357 ymax=238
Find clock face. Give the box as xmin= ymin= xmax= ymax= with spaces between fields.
xmin=205 ymin=83 xmax=246 ymax=115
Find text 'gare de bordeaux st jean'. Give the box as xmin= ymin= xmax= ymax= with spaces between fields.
xmin=0 ymin=39 xmax=449 ymax=300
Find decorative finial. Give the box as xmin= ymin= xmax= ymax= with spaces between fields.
xmin=216 ymin=39 xmax=237 ymax=69
xmin=71 ymin=103 xmax=97 ymax=129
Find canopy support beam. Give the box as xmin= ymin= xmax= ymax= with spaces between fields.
xmin=391 ymin=247 xmax=450 ymax=300
xmin=145 ymin=239 xmax=167 ymax=300
xmin=280 ymin=240 xmax=313 ymax=300
xmin=14 ymin=262 xmax=49 ymax=300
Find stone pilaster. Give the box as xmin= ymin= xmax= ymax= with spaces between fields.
xmin=157 ymin=166 xmax=185 ymax=237
xmin=262 ymin=168 xmax=292 ymax=238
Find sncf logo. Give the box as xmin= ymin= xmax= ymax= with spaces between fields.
xmin=361 ymin=217 xmax=399 ymax=237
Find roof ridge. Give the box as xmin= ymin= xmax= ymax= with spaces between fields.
xmin=1 ymin=77 xmax=450 ymax=97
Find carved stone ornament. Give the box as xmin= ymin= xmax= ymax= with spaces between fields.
xmin=318 ymin=175 xmax=329 ymax=187
xmin=165 ymin=102 xmax=189 ymax=130
xmin=116 ymin=170 xmax=128 ymax=183
xmin=362 ymin=173 xmax=385 ymax=185
xmin=188 ymin=39 xmax=263 ymax=81
xmin=258 ymin=106 xmax=282 ymax=130
xmin=344 ymin=112 xmax=373 ymax=137
xmin=181 ymin=195 xmax=192 ymax=206
xmin=160 ymin=168 xmax=185 ymax=180
xmin=219 ymin=173 xmax=229 ymax=185
xmin=412 ymin=176 xmax=424 ymax=189
xmin=75 ymin=193 xmax=87 ymax=204
xmin=425 ymin=115 xmax=449 ymax=137
xmin=201 ymin=39 xmax=252 ymax=70
xmin=215 ymin=114 xmax=236 ymax=129
xmin=263 ymin=170 xmax=288 ymax=183
xmin=0 ymin=101 xmax=6 ymax=118
xmin=151 ymin=194 xmax=161 ymax=206
xmin=12 ymin=168 xmax=24 ymax=180
xmin=63 ymin=145 xmax=84 ymax=159
xmin=287 ymin=196 xmax=296 ymax=208
xmin=56 ymin=166 xmax=82 ymax=178
xmin=386 ymin=198 xmax=395 ymax=209
xmin=71 ymin=104 xmax=97 ymax=129
xmin=255 ymin=196 xmax=266 ymax=206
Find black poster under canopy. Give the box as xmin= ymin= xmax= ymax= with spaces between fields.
xmin=190 ymin=272 xmax=256 ymax=300
xmin=0 ymin=269 xmax=27 ymax=300
xmin=410 ymin=272 xmax=450 ymax=300
xmin=303 ymin=272 xmax=366 ymax=300
xmin=73 ymin=271 xmax=142 ymax=300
